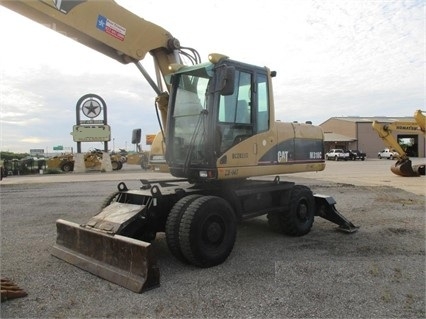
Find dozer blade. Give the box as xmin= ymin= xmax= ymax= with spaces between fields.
xmin=390 ymin=159 xmax=422 ymax=177
xmin=51 ymin=219 xmax=160 ymax=293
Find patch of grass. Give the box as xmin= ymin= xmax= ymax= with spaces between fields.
xmin=381 ymin=289 xmax=392 ymax=303
xmin=404 ymin=293 xmax=414 ymax=309
xmin=392 ymin=267 xmax=403 ymax=282
xmin=369 ymin=263 xmax=380 ymax=277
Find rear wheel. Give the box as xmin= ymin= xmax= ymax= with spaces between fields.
xmin=111 ymin=161 xmax=121 ymax=170
xmin=179 ymin=196 xmax=237 ymax=268
xmin=165 ymin=194 xmax=202 ymax=263
xmin=267 ymin=185 xmax=315 ymax=236
xmin=61 ymin=162 xmax=74 ymax=172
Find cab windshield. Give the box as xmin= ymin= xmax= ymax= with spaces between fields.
xmin=169 ymin=73 xmax=210 ymax=167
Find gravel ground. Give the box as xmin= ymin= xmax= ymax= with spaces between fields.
xmin=0 ymin=166 xmax=425 ymax=318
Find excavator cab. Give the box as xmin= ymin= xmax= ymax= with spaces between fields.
xmin=166 ymin=56 xmax=239 ymax=180
xmin=166 ymin=54 xmax=325 ymax=182
xmin=166 ymin=55 xmax=265 ymax=180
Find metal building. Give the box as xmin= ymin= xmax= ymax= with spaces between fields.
xmin=320 ymin=115 xmax=425 ymax=158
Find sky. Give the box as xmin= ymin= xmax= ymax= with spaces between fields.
xmin=0 ymin=0 xmax=424 ymax=154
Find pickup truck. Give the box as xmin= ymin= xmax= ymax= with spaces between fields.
xmin=378 ymin=148 xmax=399 ymax=159
xmin=325 ymin=149 xmax=350 ymax=161
xmin=348 ymin=149 xmax=366 ymax=161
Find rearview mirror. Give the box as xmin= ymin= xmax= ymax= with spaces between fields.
xmin=219 ymin=66 xmax=235 ymax=96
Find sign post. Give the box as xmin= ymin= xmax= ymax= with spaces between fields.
xmin=72 ymin=93 xmax=110 ymax=153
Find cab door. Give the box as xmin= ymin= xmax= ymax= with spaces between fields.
xmin=216 ymin=70 xmax=257 ymax=174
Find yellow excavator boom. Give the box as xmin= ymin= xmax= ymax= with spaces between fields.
xmin=372 ymin=109 xmax=425 ymax=177
xmin=414 ymin=109 xmax=426 ymax=132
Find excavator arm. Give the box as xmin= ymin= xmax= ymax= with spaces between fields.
xmin=372 ymin=109 xmax=425 ymax=176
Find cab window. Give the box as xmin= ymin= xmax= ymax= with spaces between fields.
xmin=217 ymin=71 xmax=253 ymax=153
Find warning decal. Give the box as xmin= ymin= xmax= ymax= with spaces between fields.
xmin=96 ymin=15 xmax=126 ymax=41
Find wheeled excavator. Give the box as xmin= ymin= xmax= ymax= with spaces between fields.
xmin=1 ymin=0 xmax=359 ymax=293
xmin=372 ymin=109 xmax=425 ymax=177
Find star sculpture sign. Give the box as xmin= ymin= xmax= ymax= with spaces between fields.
xmin=82 ymin=99 xmax=102 ymax=118
xmin=73 ymin=93 xmax=110 ymax=153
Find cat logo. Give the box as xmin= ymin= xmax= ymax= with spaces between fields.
xmin=277 ymin=150 xmax=289 ymax=163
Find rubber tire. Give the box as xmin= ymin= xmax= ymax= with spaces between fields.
xmin=61 ymin=162 xmax=74 ymax=172
xmin=179 ymin=196 xmax=237 ymax=268
xmin=267 ymin=185 xmax=315 ymax=237
xmin=111 ymin=161 xmax=120 ymax=170
xmin=165 ymin=194 xmax=203 ymax=263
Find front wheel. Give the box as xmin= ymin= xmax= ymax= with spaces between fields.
xmin=165 ymin=194 xmax=203 ymax=263
xmin=61 ymin=162 xmax=74 ymax=172
xmin=111 ymin=161 xmax=121 ymax=170
xmin=179 ymin=196 xmax=237 ymax=268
